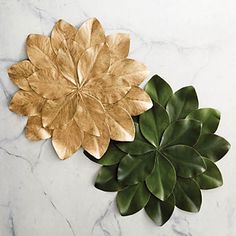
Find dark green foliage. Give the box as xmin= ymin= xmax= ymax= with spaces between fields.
xmin=85 ymin=75 xmax=230 ymax=226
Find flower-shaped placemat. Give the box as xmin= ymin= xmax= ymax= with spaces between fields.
xmin=85 ymin=75 xmax=230 ymax=226
xmin=8 ymin=18 xmax=152 ymax=159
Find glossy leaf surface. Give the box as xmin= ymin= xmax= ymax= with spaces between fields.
xmin=145 ymin=194 xmax=175 ymax=226
xmin=118 ymin=152 xmax=155 ymax=185
xmin=187 ymin=108 xmax=220 ymax=134
xmin=174 ymin=177 xmax=202 ymax=212
xmin=162 ymin=145 xmax=206 ymax=178
xmin=146 ymin=152 xmax=176 ymax=200
xmin=166 ymin=86 xmax=198 ymax=122
xmin=160 ymin=119 xmax=201 ymax=147
xmin=140 ymin=102 xmax=169 ymax=147
xmin=145 ymin=75 xmax=173 ymax=107
xmin=194 ymin=157 xmax=223 ymax=189
xmin=95 ymin=165 xmax=125 ymax=192
xmin=194 ymin=133 xmax=230 ymax=162
xmin=117 ymin=182 xmax=150 ymax=216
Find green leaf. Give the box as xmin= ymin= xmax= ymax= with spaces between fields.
xmin=118 ymin=152 xmax=155 ymax=185
xmin=116 ymin=123 xmax=155 ymax=155
xmin=166 ymin=86 xmax=198 ymax=122
xmin=187 ymin=108 xmax=220 ymax=134
xmin=145 ymin=75 xmax=173 ymax=107
xmin=117 ymin=182 xmax=150 ymax=216
xmin=174 ymin=177 xmax=202 ymax=212
xmin=145 ymin=194 xmax=175 ymax=226
xmin=146 ymin=152 xmax=176 ymax=200
xmin=97 ymin=142 xmax=126 ymax=166
xmin=84 ymin=142 xmax=126 ymax=166
xmin=162 ymin=145 xmax=206 ymax=178
xmin=194 ymin=157 xmax=223 ymax=189
xmin=194 ymin=133 xmax=230 ymax=162
xmin=140 ymin=102 xmax=169 ymax=147
xmin=95 ymin=165 xmax=126 ymax=192
xmin=160 ymin=119 xmax=201 ymax=148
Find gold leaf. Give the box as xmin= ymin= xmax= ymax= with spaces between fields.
xmin=67 ymin=39 xmax=83 ymax=66
xmin=75 ymin=18 xmax=105 ymax=50
xmin=52 ymin=120 xmax=83 ymax=159
xmin=9 ymin=18 xmax=151 ymax=160
xmin=77 ymin=43 xmax=110 ymax=84
xmin=28 ymin=69 xmax=76 ymax=99
xmin=27 ymin=34 xmax=56 ymax=69
xmin=51 ymin=20 xmax=83 ymax=66
xmin=117 ymin=86 xmax=153 ymax=116
xmin=105 ymin=105 xmax=135 ymax=141
xmin=42 ymin=93 xmax=77 ymax=129
xmin=8 ymin=60 xmax=36 ymax=91
xmin=26 ymin=116 xmax=51 ymax=140
xmin=82 ymin=121 xmax=110 ymax=159
xmin=56 ymin=45 xmax=77 ymax=85
xmin=83 ymin=74 xmax=131 ymax=104
xmin=106 ymin=33 xmax=130 ymax=64
xmin=75 ymin=94 xmax=105 ymax=136
xmin=9 ymin=90 xmax=45 ymax=116
xmin=51 ymin=19 xmax=77 ymax=54
xmin=109 ymin=59 xmax=148 ymax=86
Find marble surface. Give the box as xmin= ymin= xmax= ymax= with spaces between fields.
xmin=0 ymin=0 xmax=236 ymax=235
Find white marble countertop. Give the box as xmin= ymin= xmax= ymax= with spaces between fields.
xmin=0 ymin=0 xmax=236 ymax=235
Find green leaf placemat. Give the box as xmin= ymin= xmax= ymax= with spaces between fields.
xmin=85 ymin=74 xmax=230 ymax=226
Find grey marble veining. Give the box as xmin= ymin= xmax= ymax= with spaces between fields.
xmin=0 ymin=0 xmax=236 ymax=235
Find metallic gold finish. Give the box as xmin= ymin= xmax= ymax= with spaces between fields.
xmin=26 ymin=116 xmax=51 ymax=141
xmin=8 ymin=18 xmax=152 ymax=159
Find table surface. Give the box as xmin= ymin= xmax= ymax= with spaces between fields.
xmin=0 ymin=0 xmax=236 ymax=235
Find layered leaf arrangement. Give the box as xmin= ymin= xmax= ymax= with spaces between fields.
xmin=8 ymin=18 xmax=152 ymax=160
xmin=85 ymin=75 xmax=231 ymax=226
